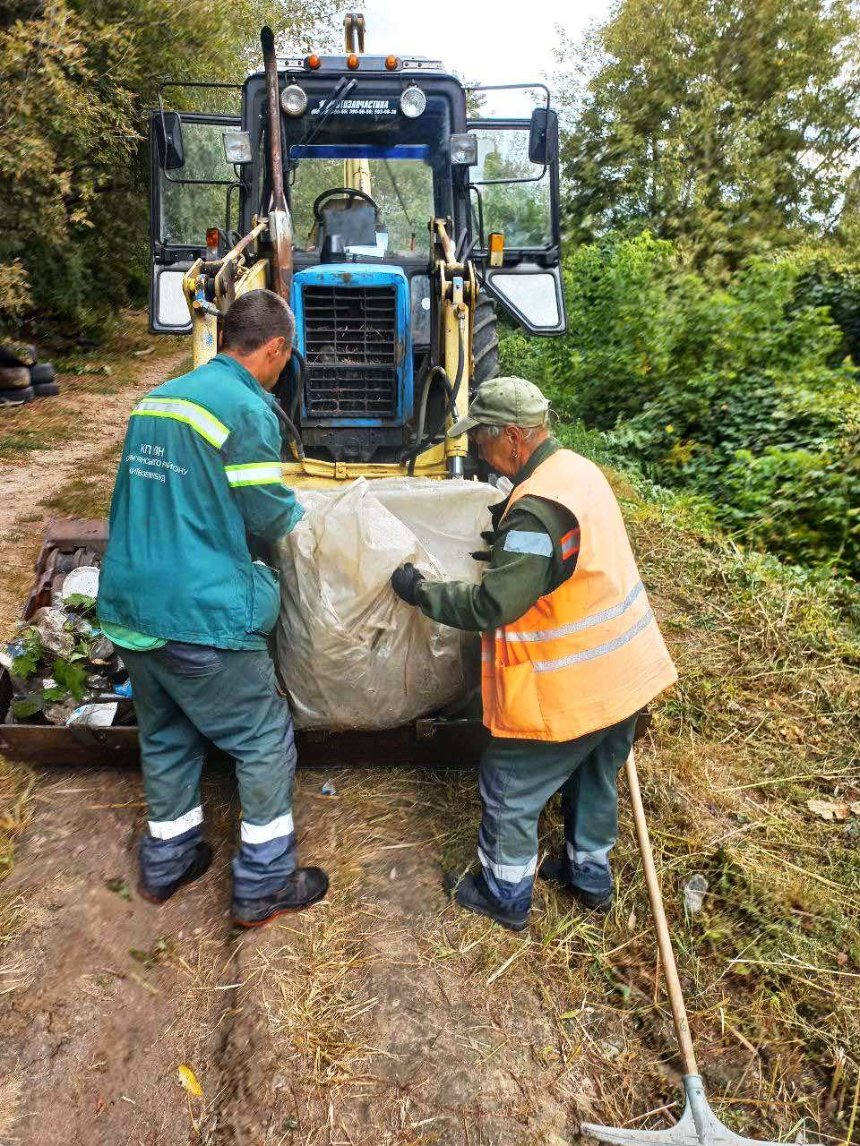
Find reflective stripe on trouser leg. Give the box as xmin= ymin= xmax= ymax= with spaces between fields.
xmin=122 ymin=647 xmax=209 ymax=890
xmin=477 ymin=740 xmax=542 ymax=913
xmin=140 ymin=803 xmax=206 ymax=888
xmin=139 ymin=822 xmax=204 ymax=889
xmin=477 ymin=729 xmax=635 ymax=909
xmin=231 ymin=700 xmax=299 ymax=900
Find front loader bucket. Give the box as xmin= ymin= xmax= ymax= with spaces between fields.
xmin=0 ymin=519 xmax=490 ymax=769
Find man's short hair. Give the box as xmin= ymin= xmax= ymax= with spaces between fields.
xmin=221 ymin=289 xmax=296 ymax=354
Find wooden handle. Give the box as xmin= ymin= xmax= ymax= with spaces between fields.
xmin=625 ymin=749 xmax=699 ymax=1077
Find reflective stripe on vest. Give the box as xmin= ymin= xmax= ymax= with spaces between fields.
xmin=224 ymin=462 xmax=284 ymax=488
xmin=497 ymin=580 xmax=645 ymax=644
xmin=560 ymin=527 xmax=580 ymax=561
xmin=131 ymin=397 xmax=230 ymax=449
xmin=532 ymin=607 xmax=654 ymax=673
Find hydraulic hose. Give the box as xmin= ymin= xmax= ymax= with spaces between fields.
xmin=273 ymin=401 xmax=304 ymax=460
xmin=288 ymin=346 xmax=307 ymax=424
xmin=402 ymin=314 xmax=466 ymax=473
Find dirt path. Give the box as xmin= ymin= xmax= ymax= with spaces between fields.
xmin=0 ymin=349 xmax=186 ymax=540
xmin=1 ymin=326 xmax=855 ymax=1145
xmin=0 ymin=337 xmax=590 ymax=1145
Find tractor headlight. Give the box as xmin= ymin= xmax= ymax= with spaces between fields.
xmin=400 ymin=84 xmax=426 ymax=118
xmin=281 ymin=84 xmax=308 ymax=117
xmin=450 ymin=133 xmax=478 ymax=166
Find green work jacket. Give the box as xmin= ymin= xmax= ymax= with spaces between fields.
xmin=417 ymin=437 xmax=579 ymax=632
xmin=98 ymin=353 xmax=303 ymax=650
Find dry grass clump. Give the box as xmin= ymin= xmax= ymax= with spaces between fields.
xmin=244 ymin=776 xmax=416 ymax=1120
xmin=0 ymin=1071 xmax=23 ymax=1140
xmin=0 ymin=759 xmax=35 ymax=1000
xmin=259 ymin=894 xmax=381 ymax=1087
xmin=0 ymin=757 xmax=34 ymax=884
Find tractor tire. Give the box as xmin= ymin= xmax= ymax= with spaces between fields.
xmin=0 ymin=342 xmax=36 ymax=368
xmin=0 ymin=366 xmax=32 ymax=390
xmin=33 ymin=380 xmax=61 ymax=398
xmin=29 ymin=362 xmax=56 ymax=387
xmin=0 ymin=385 xmax=34 ymax=406
xmin=471 ymin=294 xmax=500 ymax=387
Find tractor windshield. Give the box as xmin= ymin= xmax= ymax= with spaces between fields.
xmin=256 ymin=90 xmax=453 ymax=260
xmin=289 ymin=144 xmax=433 ymax=257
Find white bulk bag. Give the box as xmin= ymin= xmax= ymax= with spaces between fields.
xmin=274 ymin=477 xmax=499 ymax=730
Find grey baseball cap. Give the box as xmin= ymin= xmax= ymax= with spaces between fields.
xmin=448 ymin=376 xmax=550 ymax=437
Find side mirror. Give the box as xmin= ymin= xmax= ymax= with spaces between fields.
xmin=155 ymin=111 xmax=185 ymax=171
xmin=528 ymin=108 xmax=558 ymax=166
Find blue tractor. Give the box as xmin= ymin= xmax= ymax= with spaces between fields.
xmin=149 ymin=15 xmax=567 ymax=486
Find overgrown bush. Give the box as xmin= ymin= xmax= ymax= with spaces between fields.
xmin=532 ymin=233 xmax=860 ymax=579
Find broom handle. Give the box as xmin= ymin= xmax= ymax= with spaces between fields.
xmin=625 ymin=749 xmax=699 ymax=1077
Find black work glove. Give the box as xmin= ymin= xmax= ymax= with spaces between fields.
xmin=471 ymin=528 xmax=497 ymax=562
xmin=391 ymin=562 xmax=425 ymax=606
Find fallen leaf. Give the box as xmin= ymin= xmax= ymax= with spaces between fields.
xmin=178 ymin=1064 xmax=203 ymax=1098
xmin=105 ymin=877 xmax=132 ymax=900
xmin=806 ymin=799 xmax=852 ymax=822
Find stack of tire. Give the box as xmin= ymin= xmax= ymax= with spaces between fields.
xmin=0 ymin=342 xmax=60 ymax=406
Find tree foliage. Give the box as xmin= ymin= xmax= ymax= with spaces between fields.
xmin=0 ymin=0 xmax=339 ymax=336
xmin=556 ymin=0 xmax=860 ymax=266
xmin=541 ymin=234 xmax=860 ymax=578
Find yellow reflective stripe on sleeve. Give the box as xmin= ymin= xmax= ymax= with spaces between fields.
xmin=224 ymin=462 xmax=285 ymax=488
xmin=130 ymin=398 xmax=229 ymax=449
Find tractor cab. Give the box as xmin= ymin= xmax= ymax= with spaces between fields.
xmin=148 ymin=21 xmax=566 ymax=474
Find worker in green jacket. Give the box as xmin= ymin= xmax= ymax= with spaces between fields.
xmin=98 ymin=288 xmax=328 ymax=928
xmin=391 ymin=377 xmax=648 ymax=931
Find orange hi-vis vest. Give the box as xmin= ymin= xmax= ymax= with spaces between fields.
xmin=481 ymin=448 xmax=677 ymax=741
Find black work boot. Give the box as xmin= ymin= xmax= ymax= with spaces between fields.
xmin=444 ymin=871 xmax=529 ymax=932
xmin=231 ymin=866 xmax=329 ymax=928
xmin=539 ymin=853 xmax=614 ymax=913
xmin=138 ymin=841 xmax=213 ymax=905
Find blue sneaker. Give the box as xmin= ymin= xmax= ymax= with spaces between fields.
xmin=539 ymin=854 xmax=614 ymax=912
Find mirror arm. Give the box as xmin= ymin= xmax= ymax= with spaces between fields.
xmin=156 ymin=89 xmax=170 ymax=169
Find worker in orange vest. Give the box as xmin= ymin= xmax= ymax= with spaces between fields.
xmin=391 ymin=377 xmax=677 ymax=930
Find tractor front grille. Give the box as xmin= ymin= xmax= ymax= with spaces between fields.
xmin=302 ymin=284 xmax=399 ymax=420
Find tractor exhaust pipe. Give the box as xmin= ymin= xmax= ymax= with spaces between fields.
xmin=260 ymin=26 xmax=294 ymax=301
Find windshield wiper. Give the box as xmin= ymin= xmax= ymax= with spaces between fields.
xmin=288 ymin=77 xmax=357 ymax=184
xmin=384 ymin=158 xmax=418 ymax=250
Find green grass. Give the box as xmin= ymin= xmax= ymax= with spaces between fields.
xmin=0 ymin=428 xmax=54 ymax=455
